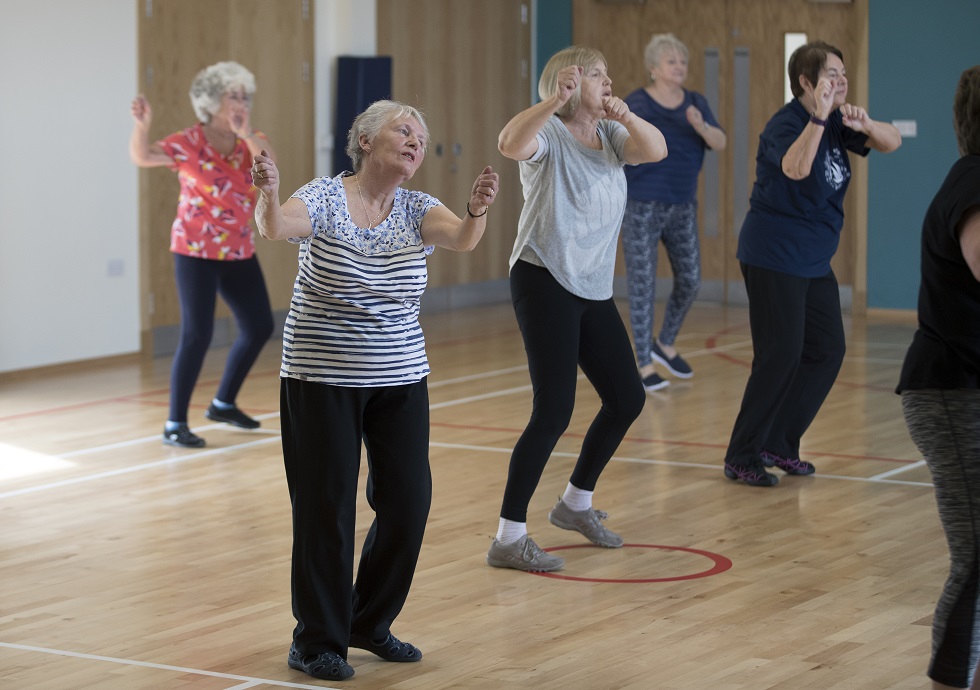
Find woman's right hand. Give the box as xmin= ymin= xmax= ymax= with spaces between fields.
xmin=131 ymin=94 xmax=152 ymax=127
xmin=554 ymin=65 xmax=582 ymax=107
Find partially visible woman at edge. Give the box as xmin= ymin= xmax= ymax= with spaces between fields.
xmin=130 ymin=61 xmax=276 ymax=448
xmin=487 ymin=46 xmax=667 ymax=573
xmin=621 ymin=32 xmax=726 ymax=392
xmin=898 ymin=65 xmax=980 ymax=690
xmin=253 ymin=100 xmax=498 ymax=681
xmin=721 ymin=41 xmax=901 ymax=487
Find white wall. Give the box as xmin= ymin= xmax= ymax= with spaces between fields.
xmin=314 ymin=0 xmax=378 ymax=177
xmin=0 ymin=0 xmax=139 ymax=373
xmin=0 ymin=0 xmax=377 ymax=375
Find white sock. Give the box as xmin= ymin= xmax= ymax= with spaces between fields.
xmin=495 ymin=518 xmax=527 ymax=545
xmin=212 ymin=398 xmax=234 ymax=410
xmin=561 ymin=483 xmax=593 ymax=512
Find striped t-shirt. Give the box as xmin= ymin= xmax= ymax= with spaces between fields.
xmin=282 ymin=173 xmax=441 ymax=386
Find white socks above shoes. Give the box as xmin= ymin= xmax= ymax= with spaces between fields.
xmin=495 ymin=484 xmax=595 ymax=544
xmin=561 ymin=483 xmax=593 ymax=512
xmin=495 ymin=518 xmax=527 ymax=545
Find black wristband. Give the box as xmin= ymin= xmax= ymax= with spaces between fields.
xmin=810 ymin=114 xmax=827 ymax=127
xmin=466 ymin=202 xmax=487 ymax=218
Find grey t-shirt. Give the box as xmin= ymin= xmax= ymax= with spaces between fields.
xmin=508 ymin=115 xmax=630 ymax=300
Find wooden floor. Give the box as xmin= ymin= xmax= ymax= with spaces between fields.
xmin=0 ymin=301 xmax=940 ymax=689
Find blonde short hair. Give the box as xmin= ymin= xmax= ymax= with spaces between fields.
xmin=538 ymin=46 xmax=608 ymax=118
xmin=345 ymin=100 xmax=429 ymax=173
xmin=188 ymin=61 xmax=256 ymax=123
xmin=644 ymin=33 xmax=689 ymax=72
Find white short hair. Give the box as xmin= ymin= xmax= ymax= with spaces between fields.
xmin=188 ymin=61 xmax=256 ymax=123
xmin=346 ymin=100 xmax=429 ymax=173
xmin=644 ymin=33 xmax=689 ymax=71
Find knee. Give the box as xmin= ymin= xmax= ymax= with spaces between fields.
xmin=529 ymin=399 xmax=575 ymax=440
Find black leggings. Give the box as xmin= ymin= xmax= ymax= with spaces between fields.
xmin=500 ymin=261 xmax=645 ymax=522
xmin=169 ymin=254 xmax=274 ymax=422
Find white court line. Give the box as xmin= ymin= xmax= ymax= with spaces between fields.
xmin=0 ymin=642 xmax=336 ymax=690
xmin=872 ymin=459 xmax=928 ymax=481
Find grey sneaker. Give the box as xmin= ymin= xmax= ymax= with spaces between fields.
xmin=548 ymin=498 xmax=624 ymax=548
xmin=486 ymin=535 xmax=564 ymax=572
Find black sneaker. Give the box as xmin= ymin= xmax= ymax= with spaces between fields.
xmin=205 ymin=403 xmax=260 ymax=429
xmin=163 ymin=424 xmax=206 ymax=448
xmin=651 ymin=341 xmax=694 ymax=379
xmin=724 ymin=460 xmax=778 ymax=487
xmin=642 ymin=372 xmax=670 ymax=392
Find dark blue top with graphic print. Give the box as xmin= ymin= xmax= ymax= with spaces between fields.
xmin=737 ymin=98 xmax=869 ymax=278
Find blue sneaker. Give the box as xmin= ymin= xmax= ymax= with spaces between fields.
xmin=651 ymin=341 xmax=693 ymax=379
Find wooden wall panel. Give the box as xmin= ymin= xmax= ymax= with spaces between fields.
xmin=378 ymin=0 xmax=530 ymax=289
xmin=136 ymin=0 xmax=314 ymax=342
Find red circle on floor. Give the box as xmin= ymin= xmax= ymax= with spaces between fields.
xmin=529 ymin=543 xmax=733 ymax=583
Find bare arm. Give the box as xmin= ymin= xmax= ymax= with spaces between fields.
xmin=959 ymin=205 xmax=980 ymax=282
xmin=420 ymin=167 xmax=499 ymax=251
xmin=129 ymin=94 xmax=171 ymax=168
xmin=228 ymin=106 xmax=279 ymax=162
xmin=782 ymin=76 xmax=835 ymax=181
xmin=252 ymin=151 xmax=313 ymax=241
xmin=840 ymin=103 xmax=902 ymax=153
xmin=686 ymin=104 xmax=727 ymax=151
xmin=499 ymin=65 xmax=580 ymax=161
xmin=604 ymin=97 xmax=668 ymax=165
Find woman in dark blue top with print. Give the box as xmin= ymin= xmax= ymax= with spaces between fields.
xmin=621 ymin=33 xmax=727 ymax=392
xmin=723 ymin=41 xmax=901 ymax=487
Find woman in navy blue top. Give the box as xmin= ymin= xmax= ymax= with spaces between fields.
xmin=621 ymin=33 xmax=727 ymax=392
xmin=723 ymin=41 xmax=901 ymax=487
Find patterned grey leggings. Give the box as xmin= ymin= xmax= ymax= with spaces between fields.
xmin=621 ymin=199 xmax=701 ymax=367
xmin=902 ymin=388 xmax=980 ymax=688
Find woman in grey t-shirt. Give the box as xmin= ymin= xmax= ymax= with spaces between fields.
xmin=487 ymin=46 xmax=668 ymax=573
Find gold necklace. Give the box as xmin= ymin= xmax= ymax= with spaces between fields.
xmin=354 ymin=175 xmax=389 ymax=229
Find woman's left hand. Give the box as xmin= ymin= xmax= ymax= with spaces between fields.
xmin=467 ymin=166 xmax=499 ymax=216
xmin=602 ymin=96 xmax=631 ymax=123
xmin=840 ymin=103 xmax=872 ymax=133
xmin=686 ymin=104 xmax=705 ymax=130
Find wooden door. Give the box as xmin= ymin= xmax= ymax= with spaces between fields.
xmin=574 ymin=0 xmax=862 ymax=303
xmin=377 ymin=0 xmax=532 ymax=289
xmin=136 ymin=0 xmax=314 ymax=352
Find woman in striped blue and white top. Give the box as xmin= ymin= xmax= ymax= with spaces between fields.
xmin=252 ymin=100 xmax=499 ymax=683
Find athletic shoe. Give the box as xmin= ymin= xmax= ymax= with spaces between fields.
xmin=548 ymin=497 xmax=624 ymax=547
xmin=760 ymin=450 xmax=816 ymax=475
xmin=349 ymin=633 xmax=422 ymax=662
xmin=287 ymin=644 xmax=354 ymax=681
xmin=651 ymin=341 xmax=693 ymax=378
xmin=205 ymin=403 xmax=260 ymax=429
xmin=486 ymin=535 xmax=565 ymax=572
xmin=162 ymin=424 xmax=205 ymax=448
xmin=724 ymin=461 xmax=778 ymax=487
xmin=642 ymin=372 xmax=670 ymax=392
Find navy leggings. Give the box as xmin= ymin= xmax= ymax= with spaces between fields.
xmin=500 ymin=261 xmax=646 ymax=522
xmin=169 ymin=254 xmax=274 ymax=422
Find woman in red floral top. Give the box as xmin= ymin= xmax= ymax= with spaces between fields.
xmin=130 ymin=61 xmax=276 ymax=448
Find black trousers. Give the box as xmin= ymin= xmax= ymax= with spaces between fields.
xmin=500 ymin=260 xmax=645 ymax=522
xmin=724 ymin=263 xmax=846 ymax=466
xmin=281 ymin=376 xmax=432 ymax=658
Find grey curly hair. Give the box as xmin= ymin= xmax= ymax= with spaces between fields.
xmin=954 ymin=65 xmax=980 ymax=156
xmin=188 ymin=61 xmax=256 ymax=123
xmin=346 ymin=100 xmax=429 ymax=173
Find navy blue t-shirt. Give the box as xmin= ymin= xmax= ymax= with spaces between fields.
xmin=737 ymin=99 xmax=869 ymax=277
xmin=897 ymin=155 xmax=980 ymax=392
xmin=623 ymin=88 xmax=721 ymax=203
